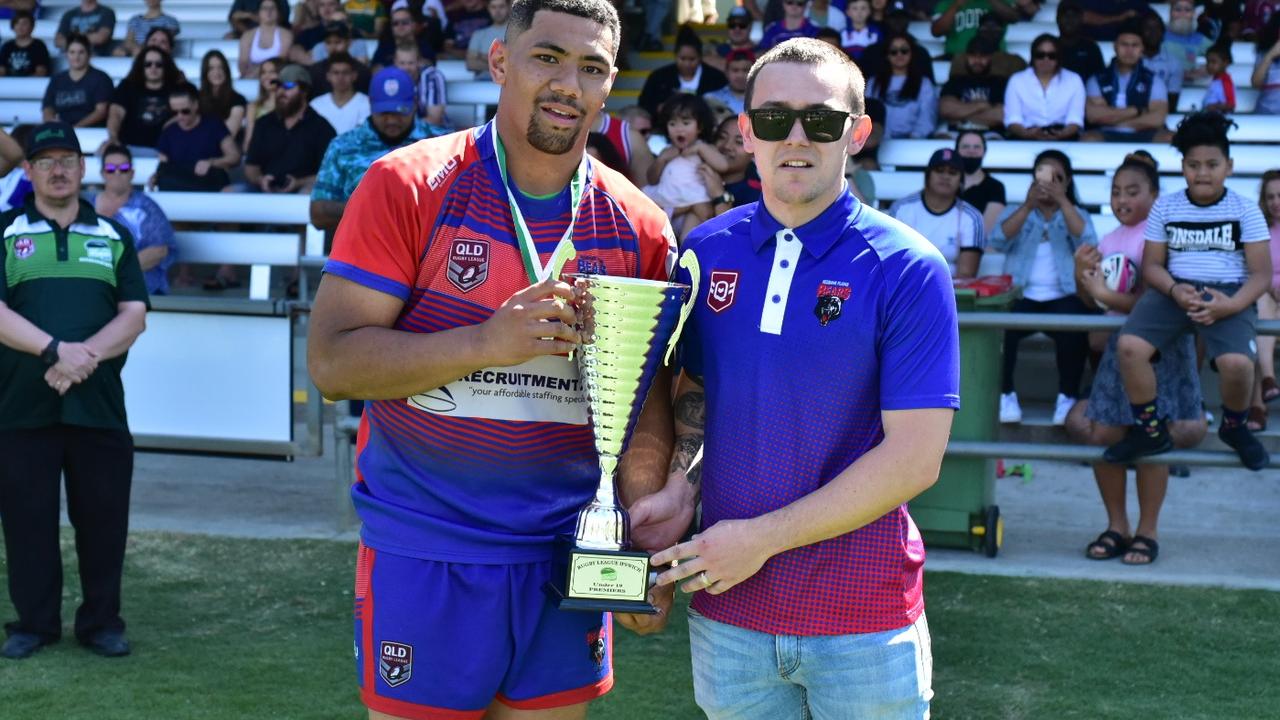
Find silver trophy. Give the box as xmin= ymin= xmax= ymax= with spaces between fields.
xmin=545 ymin=253 xmax=699 ymax=613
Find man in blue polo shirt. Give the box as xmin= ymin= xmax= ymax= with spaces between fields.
xmin=642 ymin=38 xmax=959 ymax=718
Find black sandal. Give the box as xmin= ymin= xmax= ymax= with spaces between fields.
xmin=1123 ymin=535 xmax=1160 ymax=565
xmin=1085 ymin=530 xmax=1129 ymax=560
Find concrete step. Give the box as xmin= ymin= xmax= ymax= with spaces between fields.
xmin=998 ymin=401 xmax=1280 ymax=453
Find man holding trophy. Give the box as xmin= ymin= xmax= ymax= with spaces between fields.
xmin=307 ymin=0 xmax=681 ymax=717
xmin=641 ymin=38 xmax=960 ymax=718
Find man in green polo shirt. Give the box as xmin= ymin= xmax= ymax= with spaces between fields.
xmin=0 ymin=121 xmax=148 ymax=660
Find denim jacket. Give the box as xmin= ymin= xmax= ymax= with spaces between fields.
xmin=989 ymin=203 xmax=1097 ymax=293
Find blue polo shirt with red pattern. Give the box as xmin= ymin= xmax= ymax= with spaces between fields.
xmin=674 ymin=188 xmax=959 ymax=636
xmin=324 ymin=121 xmax=676 ymax=564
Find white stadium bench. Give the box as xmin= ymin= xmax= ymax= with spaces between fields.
xmin=446 ymin=80 xmax=500 ymax=128
xmin=174 ymin=230 xmax=301 ymax=299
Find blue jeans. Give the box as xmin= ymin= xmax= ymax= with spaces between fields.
xmin=688 ymin=609 xmax=933 ymax=720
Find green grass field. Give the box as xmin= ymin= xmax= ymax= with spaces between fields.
xmin=1 ymin=532 xmax=1278 ymax=719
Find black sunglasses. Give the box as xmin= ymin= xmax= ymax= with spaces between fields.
xmin=748 ymin=108 xmax=852 ymax=143
xmin=1033 ymin=51 xmax=1057 ymax=60
xmin=888 ymin=46 xmax=911 ymax=55
xmin=145 ymin=60 xmax=164 ymax=68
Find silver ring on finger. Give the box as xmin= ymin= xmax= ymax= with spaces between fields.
xmin=699 ymin=571 xmax=712 ymax=588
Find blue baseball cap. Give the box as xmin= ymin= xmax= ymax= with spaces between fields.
xmin=370 ymin=67 xmax=416 ymax=115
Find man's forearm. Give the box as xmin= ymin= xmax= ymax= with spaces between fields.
xmin=666 ymin=373 xmax=705 ymax=500
xmin=617 ymin=368 xmax=675 ymax=507
xmin=748 ymin=410 xmax=951 ymax=558
xmin=310 ymin=199 xmax=346 ymax=231
xmin=309 ymin=321 xmax=494 ymax=400
xmin=84 ymin=302 xmax=147 ymax=360
xmin=0 ymin=303 xmax=56 ymax=355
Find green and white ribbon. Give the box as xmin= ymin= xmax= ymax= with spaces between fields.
xmin=493 ymin=129 xmax=587 ymax=283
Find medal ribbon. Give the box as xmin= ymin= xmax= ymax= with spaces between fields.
xmin=493 ymin=129 xmax=587 ymax=283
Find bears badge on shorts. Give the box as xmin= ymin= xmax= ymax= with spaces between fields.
xmin=448 ymin=238 xmax=490 ymax=292
xmin=815 ymin=280 xmax=851 ymax=327
xmin=379 ymin=641 xmax=413 ymax=688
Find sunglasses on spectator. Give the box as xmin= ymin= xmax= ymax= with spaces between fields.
xmin=172 ymin=107 xmax=194 ymax=115
xmin=748 ymin=107 xmax=852 ymax=143
xmin=1033 ymin=51 xmax=1057 ymax=60
xmin=888 ymin=46 xmax=911 ymax=55
xmin=729 ymin=21 xmax=750 ymax=28
xmin=280 ymin=80 xmax=300 ymax=90
xmin=784 ymin=0 xmax=805 ymax=5
xmin=145 ymin=60 xmax=164 ymax=68
xmin=31 ymin=156 xmax=81 ymax=171
xmin=392 ymin=18 xmax=413 ymax=25
xmin=103 ymin=162 xmax=133 ymax=174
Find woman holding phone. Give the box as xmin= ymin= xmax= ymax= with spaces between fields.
xmin=990 ymin=149 xmax=1098 ymax=425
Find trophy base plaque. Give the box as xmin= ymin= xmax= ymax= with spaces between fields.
xmin=543 ymin=535 xmax=658 ymax=614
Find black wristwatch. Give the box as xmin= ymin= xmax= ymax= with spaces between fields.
xmin=40 ymin=338 xmax=60 ymax=365
xmin=716 ymin=191 xmax=735 ymax=207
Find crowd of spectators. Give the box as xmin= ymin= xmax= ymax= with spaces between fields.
xmin=1 ymin=0 xmax=1278 ymax=439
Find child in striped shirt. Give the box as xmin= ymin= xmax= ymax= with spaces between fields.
xmin=1107 ymin=112 xmax=1274 ymax=470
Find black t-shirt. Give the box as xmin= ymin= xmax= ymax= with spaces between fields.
xmin=111 ymin=81 xmax=173 ymax=148
xmin=961 ymin=173 xmax=1007 ymax=215
xmin=0 ymin=39 xmax=51 ymax=76
xmin=941 ymin=74 xmax=1007 ymax=105
xmin=157 ymin=115 xmax=230 ymax=168
xmin=42 ymin=68 xmax=114 ymax=126
xmin=1060 ymin=38 xmax=1106 ymax=84
xmin=202 ymin=88 xmax=248 ymax=120
xmin=246 ymin=107 xmax=336 ymax=180
xmin=725 ymin=164 xmax=762 ymax=208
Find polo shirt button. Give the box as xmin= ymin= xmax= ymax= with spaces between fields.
xmin=771 ymin=294 xmax=781 ymax=303
xmin=780 ymin=259 xmax=789 ymax=268
xmin=784 ymin=233 xmax=794 ymax=242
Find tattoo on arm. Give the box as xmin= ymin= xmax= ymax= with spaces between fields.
xmin=674 ymin=391 xmax=705 ymax=430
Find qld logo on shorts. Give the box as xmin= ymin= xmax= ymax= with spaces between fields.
xmin=448 ymin=238 xmax=489 ymax=292
xmin=707 ymin=270 xmax=740 ymax=313
xmin=378 ymin=641 xmax=413 ymax=688
xmin=13 ymin=237 xmax=35 ymax=259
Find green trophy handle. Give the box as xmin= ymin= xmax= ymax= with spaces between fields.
xmin=664 ymin=249 xmax=700 ymax=366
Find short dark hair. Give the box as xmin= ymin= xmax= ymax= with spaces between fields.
xmin=506 ymin=0 xmax=621 ymax=59
xmin=169 ymin=82 xmax=199 ymax=102
xmin=1171 ymin=111 xmax=1235 ymax=157
xmin=65 ymin=32 xmax=91 ymax=53
xmin=1115 ymin=19 xmax=1144 ymax=41
xmin=327 ymin=50 xmax=357 ymax=71
xmin=966 ymin=34 xmax=998 ymax=55
xmin=101 ymin=143 xmax=132 ymax=162
xmin=10 ymin=9 xmax=33 ymax=28
xmin=1206 ymin=41 xmax=1233 ymax=65
xmin=744 ymin=37 xmax=865 ymax=115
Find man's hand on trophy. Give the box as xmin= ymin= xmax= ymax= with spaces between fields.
xmin=615 ymin=583 xmax=674 ymax=636
xmin=476 ymin=279 xmax=581 ymax=366
xmin=650 ymin=519 xmax=773 ymax=596
xmin=627 ymin=479 xmax=696 ymax=553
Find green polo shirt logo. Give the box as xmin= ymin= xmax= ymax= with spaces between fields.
xmin=13 ymin=236 xmax=35 ymax=259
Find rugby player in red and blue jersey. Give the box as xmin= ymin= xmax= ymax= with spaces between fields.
xmin=644 ymin=39 xmax=959 ymax=718
xmin=307 ymin=0 xmax=680 ymax=717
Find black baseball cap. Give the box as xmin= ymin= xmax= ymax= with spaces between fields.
xmin=24 ymin=121 xmax=81 ymax=159
xmin=927 ymin=148 xmax=964 ymax=172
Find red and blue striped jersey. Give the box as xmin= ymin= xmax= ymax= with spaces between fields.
xmin=326 ymin=121 xmax=676 ymax=563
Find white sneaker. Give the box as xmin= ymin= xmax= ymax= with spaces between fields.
xmin=1053 ymin=393 xmax=1076 ymax=426
xmin=1000 ymin=392 xmax=1022 ymax=423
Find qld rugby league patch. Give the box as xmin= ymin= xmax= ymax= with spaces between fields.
xmin=379 ymin=641 xmax=413 ymax=687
